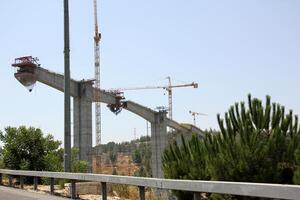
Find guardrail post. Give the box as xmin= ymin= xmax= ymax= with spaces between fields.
xmin=9 ymin=175 xmax=13 ymax=187
xmin=193 ymin=192 xmax=200 ymax=200
xmin=101 ymin=182 xmax=107 ymax=200
xmin=0 ymin=174 xmax=2 ymax=185
xmin=71 ymin=180 xmax=76 ymax=199
xmin=139 ymin=186 xmax=145 ymax=200
xmin=50 ymin=178 xmax=55 ymax=195
xmin=20 ymin=176 xmax=24 ymax=189
xmin=34 ymin=177 xmax=38 ymax=190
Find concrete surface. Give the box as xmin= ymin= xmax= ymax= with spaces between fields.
xmin=73 ymin=81 xmax=93 ymax=172
xmin=0 ymin=186 xmax=67 ymax=200
xmin=151 ymin=112 xmax=167 ymax=178
xmin=65 ymin=182 xmax=100 ymax=195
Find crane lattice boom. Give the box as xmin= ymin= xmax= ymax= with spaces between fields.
xmin=107 ymin=78 xmax=198 ymax=120
xmin=106 ymin=82 xmax=198 ymax=92
xmin=94 ymin=0 xmax=101 ymax=145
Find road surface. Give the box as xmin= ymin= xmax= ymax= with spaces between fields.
xmin=0 ymin=186 xmax=68 ymax=200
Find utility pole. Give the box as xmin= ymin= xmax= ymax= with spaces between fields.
xmin=64 ymin=0 xmax=71 ymax=172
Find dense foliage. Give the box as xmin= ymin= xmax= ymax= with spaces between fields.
xmin=0 ymin=126 xmax=62 ymax=171
xmin=0 ymin=147 xmax=4 ymax=169
xmin=71 ymin=148 xmax=88 ymax=173
xmin=207 ymin=95 xmax=300 ymax=184
xmin=0 ymin=126 xmax=88 ymax=174
xmin=163 ymin=95 xmax=300 ymax=199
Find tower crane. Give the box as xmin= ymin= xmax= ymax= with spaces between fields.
xmin=107 ymin=77 xmax=198 ymax=119
xmin=189 ymin=110 xmax=207 ymax=126
xmin=93 ymin=0 xmax=101 ymax=145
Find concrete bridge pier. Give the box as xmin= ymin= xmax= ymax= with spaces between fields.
xmin=73 ymin=81 xmax=93 ymax=172
xmin=151 ymin=111 xmax=167 ymax=178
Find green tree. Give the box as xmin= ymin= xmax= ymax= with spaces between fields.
xmin=0 ymin=126 xmax=61 ymax=171
xmin=109 ymin=150 xmax=118 ymax=167
xmin=162 ymin=95 xmax=300 ymax=200
xmin=207 ymin=94 xmax=300 ymax=184
xmin=293 ymin=148 xmax=300 ymax=184
xmin=163 ymin=134 xmax=209 ymax=199
xmin=132 ymin=148 xmax=142 ymax=164
xmin=71 ymin=147 xmax=88 ymax=173
xmin=44 ymin=148 xmax=64 ymax=172
xmin=140 ymin=142 xmax=152 ymax=177
xmin=0 ymin=147 xmax=4 ymax=169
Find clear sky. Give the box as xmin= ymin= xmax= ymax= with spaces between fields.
xmin=0 ymin=0 xmax=300 ymax=145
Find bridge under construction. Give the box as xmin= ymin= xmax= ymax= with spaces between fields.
xmin=10 ymin=0 xmax=205 ymax=178
xmin=11 ymin=56 xmax=204 ymax=178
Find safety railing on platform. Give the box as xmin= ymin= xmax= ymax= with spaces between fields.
xmin=0 ymin=169 xmax=299 ymax=200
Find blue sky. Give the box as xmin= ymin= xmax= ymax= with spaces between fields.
xmin=0 ymin=0 xmax=300 ymax=145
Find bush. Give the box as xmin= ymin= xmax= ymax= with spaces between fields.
xmin=71 ymin=148 xmax=88 ymax=173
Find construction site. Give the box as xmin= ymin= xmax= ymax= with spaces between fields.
xmin=10 ymin=0 xmax=204 ymax=179
xmin=1 ymin=1 xmax=300 ymax=200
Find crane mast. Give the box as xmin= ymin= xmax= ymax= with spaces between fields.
xmin=166 ymin=76 xmax=173 ymax=119
xmin=94 ymin=0 xmax=101 ymax=145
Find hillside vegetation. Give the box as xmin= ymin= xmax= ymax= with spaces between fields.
xmin=92 ymin=135 xmax=152 ymax=177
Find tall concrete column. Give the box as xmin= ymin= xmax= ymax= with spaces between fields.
xmin=73 ymin=81 xmax=93 ymax=172
xmin=151 ymin=111 xmax=167 ymax=178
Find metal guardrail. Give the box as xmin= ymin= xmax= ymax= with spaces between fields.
xmin=0 ymin=169 xmax=299 ymax=200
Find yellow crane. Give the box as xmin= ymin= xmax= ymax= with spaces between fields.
xmin=93 ymin=0 xmax=101 ymax=145
xmin=107 ymin=77 xmax=198 ymax=119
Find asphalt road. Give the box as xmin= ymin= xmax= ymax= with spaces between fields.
xmin=0 ymin=186 xmax=68 ymax=200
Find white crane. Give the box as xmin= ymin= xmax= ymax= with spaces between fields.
xmin=189 ymin=110 xmax=207 ymax=126
xmin=107 ymin=77 xmax=198 ymax=120
xmin=93 ymin=0 xmax=101 ymax=145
